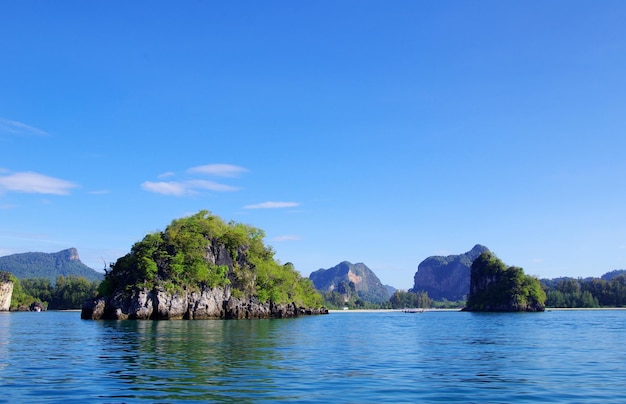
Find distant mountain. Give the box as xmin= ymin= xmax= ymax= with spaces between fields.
xmin=411 ymin=244 xmax=490 ymax=301
xmin=309 ymin=261 xmax=391 ymax=303
xmin=0 ymin=248 xmax=104 ymax=283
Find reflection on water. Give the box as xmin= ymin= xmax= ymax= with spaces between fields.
xmin=1 ymin=310 xmax=626 ymax=402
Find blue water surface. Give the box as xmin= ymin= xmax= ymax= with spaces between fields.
xmin=1 ymin=310 xmax=625 ymax=403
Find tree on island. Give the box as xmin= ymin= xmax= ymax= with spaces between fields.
xmin=83 ymin=211 xmax=325 ymax=320
xmin=465 ymin=252 xmax=546 ymax=312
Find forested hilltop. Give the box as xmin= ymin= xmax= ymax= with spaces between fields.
xmin=0 ymin=248 xmax=103 ymax=283
xmin=83 ymin=211 xmax=325 ymax=320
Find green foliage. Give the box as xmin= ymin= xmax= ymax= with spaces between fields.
xmin=389 ymin=290 xmax=432 ymax=309
xmin=430 ymin=299 xmax=466 ymax=309
xmin=21 ymin=275 xmax=99 ymax=310
xmin=542 ymin=275 xmax=626 ymax=308
xmin=466 ymin=252 xmax=546 ymax=311
xmin=101 ymin=210 xmax=323 ymax=307
xmin=3 ymin=272 xmax=38 ymax=310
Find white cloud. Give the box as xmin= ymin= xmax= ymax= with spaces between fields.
xmin=142 ymin=164 xmax=246 ymax=197
xmin=141 ymin=180 xmax=238 ymax=196
xmin=0 ymin=118 xmax=50 ymax=136
xmin=141 ymin=181 xmax=188 ymax=196
xmin=188 ymin=164 xmax=248 ymax=177
xmin=157 ymin=171 xmax=176 ymax=179
xmin=186 ymin=180 xmax=239 ymax=192
xmin=0 ymin=171 xmax=77 ymax=195
xmin=87 ymin=189 xmax=111 ymax=195
xmin=272 ymin=235 xmax=301 ymax=242
xmin=0 ymin=203 xmax=17 ymax=209
xmin=244 ymin=201 xmax=300 ymax=209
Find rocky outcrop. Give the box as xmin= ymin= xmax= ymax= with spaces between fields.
xmin=309 ymin=261 xmax=390 ymax=303
xmin=464 ymin=251 xmax=545 ymax=312
xmin=410 ymin=245 xmax=489 ymax=301
xmin=0 ymin=281 xmax=13 ymax=311
xmin=81 ymin=286 xmax=328 ymax=320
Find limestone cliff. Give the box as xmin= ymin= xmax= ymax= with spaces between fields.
xmin=309 ymin=261 xmax=390 ymax=303
xmin=411 ymin=245 xmax=489 ymax=301
xmin=0 ymin=281 xmax=13 ymax=311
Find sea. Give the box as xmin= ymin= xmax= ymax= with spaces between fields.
xmin=1 ymin=309 xmax=625 ymax=403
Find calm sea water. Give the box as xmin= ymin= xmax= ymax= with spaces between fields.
xmin=1 ymin=310 xmax=625 ymax=403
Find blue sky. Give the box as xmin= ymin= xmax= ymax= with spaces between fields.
xmin=1 ymin=1 xmax=625 ymax=289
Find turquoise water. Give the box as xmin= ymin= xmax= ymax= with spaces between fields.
xmin=1 ymin=310 xmax=625 ymax=403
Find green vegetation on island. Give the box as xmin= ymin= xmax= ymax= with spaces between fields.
xmin=465 ymin=252 xmax=546 ymax=312
xmin=98 ymin=211 xmax=323 ymax=309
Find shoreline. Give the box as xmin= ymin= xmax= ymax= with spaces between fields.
xmin=328 ymin=307 xmax=626 ymax=313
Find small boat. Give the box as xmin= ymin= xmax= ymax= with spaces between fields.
xmin=402 ymin=308 xmax=425 ymax=313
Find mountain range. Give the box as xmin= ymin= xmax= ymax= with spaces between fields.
xmin=0 ymin=248 xmax=104 ymax=283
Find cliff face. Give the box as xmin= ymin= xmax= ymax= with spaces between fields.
xmin=0 ymin=281 xmax=13 ymax=311
xmin=411 ymin=245 xmax=489 ymax=301
xmin=81 ymin=286 xmax=326 ymax=320
xmin=309 ymin=261 xmax=390 ymax=303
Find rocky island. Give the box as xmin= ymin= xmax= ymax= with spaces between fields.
xmin=82 ymin=211 xmax=327 ymax=320
xmin=0 ymin=272 xmax=14 ymax=311
xmin=464 ymin=251 xmax=546 ymax=312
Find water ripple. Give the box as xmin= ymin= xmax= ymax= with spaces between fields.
xmin=1 ymin=310 xmax=626 ymax=402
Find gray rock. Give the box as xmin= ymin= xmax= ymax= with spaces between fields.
xmin=0 ymin=281 xmax=14 ymax=311
xmin=81 ymin=285 xmax=328 ymax=320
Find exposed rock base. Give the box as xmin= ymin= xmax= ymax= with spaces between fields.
xmin=81 ymin=286 xmax=328 ymax=320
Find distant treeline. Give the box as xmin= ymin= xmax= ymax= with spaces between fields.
xmin=541 ymin=273 xmax=626 ymax=308
xmin=321 ymin=271 xmax=626 ymax=310
xmin=6 ymin=274 xmax=99 ymax=310
xmin=320 ymin=287 xmax=461 ymax=310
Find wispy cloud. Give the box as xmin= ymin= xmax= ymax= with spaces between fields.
xmin=0 ymin=171 xmax=78 ymax=195
xmin=244 ymin=201 xmax=300 ymax=209
xmin=141 ymin=181 xmax=188 ymax=196
xmin=142 ymin=163 xmax=246 ymax=197
xmin=188 ymin=164 xmax=248 ymax=178
xmin=272 ymin=235 xmax=301 ymax=242
xmin=141 ymin=180 xmax=238 ymax=196
xmin=0 ymin=203 xmax=17 ymax=209
xmin=88 ymin=189 xmax=111 ymax=195
xmin=158 ymin=171 xmax=176 ymax=179
xmin=0 ymin=118 xmax=50 ymax=137
xmin=186 ymin=180 xmax=239 ymax=192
